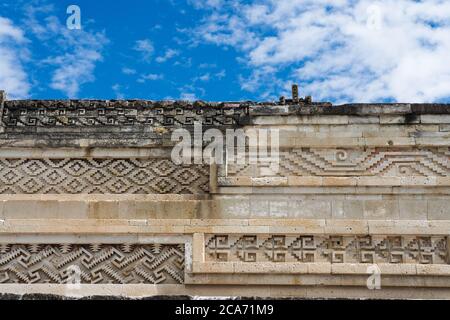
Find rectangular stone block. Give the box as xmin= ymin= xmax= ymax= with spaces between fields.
xmin=217 ymin=198 xmax=251 ymax=219
xmin=233 ymin=263 xmax=308 ymax=274
xmin=420 ymin=115 xmax=450 ymax=124
xmin=58 ymin=201 xmax=89 ymax=219
xmin=0 ymin=200 xmax=4 ymax=219
xmin=287 ymin=200 xmax=331 ymax=219
xmin=343 ymin=200 xmax=364 ymax=219
xmin=3 ymin=200 xmax=38 ymax=219
xmin=363 ymin=137 xmax=416 ymax=147
xmin=428 ymin=200 xmax=449 ymax=220
xmin=415 ymin=137 xmax=450 ymax=146
xmin=416 ymin=265 xmax=450 ymax=276
xmin=307 ymin=263 xmax=332 ymax=274
xmin=399 ymin=200 xmax=427 ymax=220
xmin=160 ymin=201 xmax=199 ymax=219
xmin=331 ymin=200 xmax=344 ymax=219
xmin=88 ymin=201 xmax=120 ymax=219
xmin=269 ymin=200 xmax=289 ymax=218
xmin=287 ymin=176 xmax=323 ymax=186
xmin=364 ymin=200 xmax=399 ymax=220
xmin=192 ymin=233 xmax=205 ymax=263
xmin=249 ymin=199 xmax=270 ymax=218
xmin=331 ymin=264 xmax=369 ymax=275
xmin=378 ymin=264 xmax=417 ymax=275
xmin=380 ymin=115 xmax=410 ymax=124
xmin=323 ymin=177 xmax=357 ymax=187
xmin=348 ymin=116 xmax=379 ymax=124
xmin=324 ymin=220 xmax=368 ymax=234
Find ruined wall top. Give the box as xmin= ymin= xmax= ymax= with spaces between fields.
xmin=3 ymin=98 xmax=450 ymax=116
xmin=0 ymin=89 xmax=449 ymax=148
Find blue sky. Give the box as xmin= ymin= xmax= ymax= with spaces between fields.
xmin=1 ymin=0 xmax=450 ymax=103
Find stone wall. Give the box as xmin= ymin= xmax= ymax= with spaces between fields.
xmin=0 ymin=91 xmax=449 ymax=299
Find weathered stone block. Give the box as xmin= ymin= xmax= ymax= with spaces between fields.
xmin=343 ymin=200 xmax=364 ymax=219
xmin=364 ymin=200 xmax=399 ymax=220
xmin=399 ymin=200 xmax=427 ymax=220
xmin=428 ymin=200 xmax=449 ymax=220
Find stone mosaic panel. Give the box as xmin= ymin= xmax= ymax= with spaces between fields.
xmin=0 ymin=158 xmax=209 ymax=194
xmin=1 ymin=101 xmax=249 ymax=127
xmin=222 ymin=148 xmax=450 ymax=177
xmin=0 ymin=243 xmax=185 ymax=284
xmin=206 ymin=235 xmax=449 ymax=264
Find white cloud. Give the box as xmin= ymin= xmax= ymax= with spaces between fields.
xmin=194 ymin=70 xmax=226 ymax=82
xmin=23 ymin=4 xmax=54 ymax=40
xmin=112 ymin=84 xmax=125 ymax=99
xmin=134 ymin=39 xmax=154 ymax=62
xmin=0 ymin=17 xmax=30 ymax=99
xmin=215 ymin=69 xmax=226 ymax=79
xmin=156 ymin=48 xmax=180 ymax=63
xmin=191 ymin=0 xmax=450 ymax=103
xmin=137 ymin=73 xmax=164 ymax=83
xmin=122 ymin=67 xmax=137 ymax=75
xmin=199 ymin=63 xmax=217 ymax=69
xmin=195 ymin=73 xmax=211 ymax=82
xmin=25 ymin=5 xmax=108 ymax=98
xmin=188 ymin=0 xmax=224 ymax=9
xmin=180 ymin=92 xmax=197 ymax=101
xmin=174 ymin=57 xmax=192 ymax=68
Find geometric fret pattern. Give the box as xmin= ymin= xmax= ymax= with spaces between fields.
xmin=206 ymin=235 xmax=449 ymax=264
xmin=222 ymin=147 xmax=450 ymax=177
xmin=0 ymin=244 xmax=185 ymax=284
xmin=2 ymin=101 xmax=250 ymax=128
xmin=0 ymin=158 xmax=209 ymax=194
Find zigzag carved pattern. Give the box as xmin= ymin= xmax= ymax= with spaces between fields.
xmin=0 ymin=244 xmax=185 ymax=284
xmin=0 ymin=158 xmax=209 ymax=194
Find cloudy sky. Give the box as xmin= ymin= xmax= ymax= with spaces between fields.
xmin=1 ymin=0 xmax=450 ymax=103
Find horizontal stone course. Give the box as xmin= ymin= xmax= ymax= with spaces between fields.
xmin=0 ymin=196 xmax=448 ymax=220
xmin=0 ymin=218 xmax=449 ymax=235
xmin=191 ymin=262 xmax=450 ymax=276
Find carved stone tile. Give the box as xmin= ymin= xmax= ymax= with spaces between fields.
xmin=0 ymin=244 xmax=185 ymax=284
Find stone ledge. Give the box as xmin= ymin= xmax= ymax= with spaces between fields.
xmin=5 ymin=100 xmax=450 ymax=116
xmin=1 ymin=284 xmax=450 ymax=299
xmin=184 ymin=273 xmax=450 ymax=288
xmin=216 ymin=186 xmax=450 ymax=195
xmin=0 ymin=194 xmax=206 ymax=201
xmin=1 ymin=196 xmax=447 ymax=220
xmin=191 ymin=262 xmax=450 ymax=276
xmin=0 ymin=219 xmax=449 ymax=235
xmin=219 ymin=177 xmax=450 ymax=187
xmin=0 ymin=147 xmax=172 ymax=158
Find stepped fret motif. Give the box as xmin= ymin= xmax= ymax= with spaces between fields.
xmin=2 ymin=101 xmax=249 ymax=127
xmin=222 ymin=148 xmax=450 ymax=177
xmin=0 ymin=158 xmax=209 ymax=194
xmin=0 ymin=244 xmax=185 ymax=284
xmin=206 ymin=235 xmax=449 ymax=264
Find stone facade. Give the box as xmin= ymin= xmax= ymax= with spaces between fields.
xmin=0 ymin=90 xmax=449 ymax=299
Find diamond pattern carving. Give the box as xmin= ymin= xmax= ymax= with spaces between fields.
xmin=0 ymin=158 xmax=209 ymax=194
